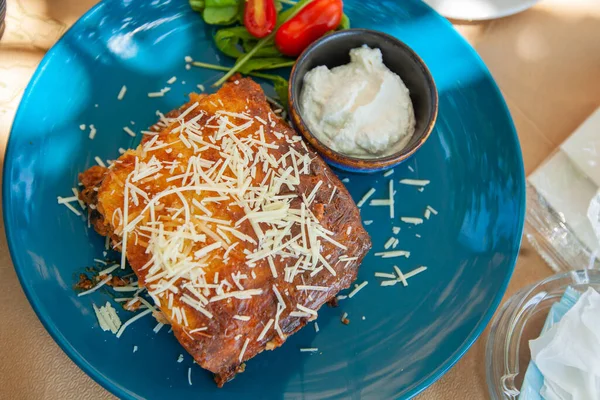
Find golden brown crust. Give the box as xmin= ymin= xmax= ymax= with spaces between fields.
xmin=79 ymin=78 xmax=371 ymax=386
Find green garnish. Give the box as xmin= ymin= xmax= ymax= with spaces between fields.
xmin=212 ymin=0 xmax=314 ymax=87
xmin=191 ymin=61 xmax=290 ymax=105
xmin=189 ymin=0 xmax=349 ymax=104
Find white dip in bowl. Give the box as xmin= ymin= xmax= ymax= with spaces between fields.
xmin=299 ymin=45 xmax=416 ymax=158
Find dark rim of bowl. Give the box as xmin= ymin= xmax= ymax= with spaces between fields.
xmin=289 ymin=28 xmax=438 ymax=168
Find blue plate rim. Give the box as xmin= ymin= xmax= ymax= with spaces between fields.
xmin=2 ymin=0 xmax=525 ymax=398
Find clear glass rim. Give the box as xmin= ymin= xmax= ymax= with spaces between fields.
xmin=485 ymin=269 xmax=600 ymax=399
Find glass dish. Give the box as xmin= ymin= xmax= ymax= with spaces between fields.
xmin=486 ymin=269 xmax=600 ymax=399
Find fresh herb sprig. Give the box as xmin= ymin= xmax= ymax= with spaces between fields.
xmin=189 ymin=0 xmax=350 ymax=103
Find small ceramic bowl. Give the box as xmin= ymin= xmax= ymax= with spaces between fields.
xmin=288 ymin=29 xmax=438 ymax=173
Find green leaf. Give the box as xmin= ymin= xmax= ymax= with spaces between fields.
xmin=277 ymin=0 xmax=312 ymax=25
xmin=189 ymin=0 xmax=206 ymax=12
xmin=189 ymin=61 xmax=290 ymax=105
xmin=274 ymin=0 xmax=284 ymax=13
xmin=205 ymin=0 xmax=240 ymax=6
xmin=237 ymin=57 xmax=295 ymax=74
xmin=338 ymin=13 xmax=351 ymax=30
xmin=273 ymin=78 xmax=290 ymax=107
xmin=214 ymin=27 xmax=285 ymax=59
xmin=203 ymin=6 xmax=239 ymax=25
xmin=214 ymin=0 xmax=312 ymax=86
xmin=214 ymin=26 xmax=252 ymax=58
xmin=244 ymin=42 xmax=282 ymax=58
xmin=251 ymin=72 xmax=290 ymax=105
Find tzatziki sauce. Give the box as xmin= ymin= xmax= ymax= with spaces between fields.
xmin=299 ymin=45 xmax=415 ymax=158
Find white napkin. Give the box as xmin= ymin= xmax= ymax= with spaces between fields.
xmin=587 ymin=190 xmax=600 ymax=246
xmin=528 ymin=107 xmax=600 ymax=259
xmin=529 ymin=287 xmax=600 ymax=400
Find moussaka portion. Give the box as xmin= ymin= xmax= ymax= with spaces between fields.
xmin=78 ymin=77 xmax=371 ymax=386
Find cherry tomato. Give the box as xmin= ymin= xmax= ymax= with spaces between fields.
xmin=275 ymin=0 xmax=343 ymax=57
xmin=244 ymin=0 xmax=277 ymax=39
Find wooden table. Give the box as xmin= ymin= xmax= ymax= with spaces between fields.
xmin=1 ymin=0 xmax=598 ymax=398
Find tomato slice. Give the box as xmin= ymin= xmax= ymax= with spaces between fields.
xmin=244 ymin=0 xmax=277 ymax=39
xmin=275 ymin=0 xmax=343 ymax=57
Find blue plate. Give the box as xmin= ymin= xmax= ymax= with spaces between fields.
xmin=3 ymin=0 xmax=524 ymax=398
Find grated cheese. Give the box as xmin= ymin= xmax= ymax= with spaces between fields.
xmin=389 ymin=179 xmax=395 ymax=219
xmin=57 ymin=195 xmax=79 ymax=204
xmin=405 ymin=266 xmax=427 ymax=279
xmin=93 ymin=302 xmax=121 ymax=334
xmin=300 ymin=348 xmax=318 ymax=352
xmin=401 ymin=217 xmax=423 ymax=225
xmin=399 ymin=179 xmax=430 ymax=186
xmin=239 ymin=338 xmax=250 ymax=362
xmin=427 ymin=205 xmax=438 ymax=215
xmin=188 ymin=367 xmax=192 ymax=385
xmin=394 ymin=265 xmax=408 ymax=287
xmin=348 ymin=281 xmax=368 ymax=298
xmin=233 ymin=315 xmax=250 ymax=321
xmin=369 ymin=199 xmax=391 ymax=206
xmin=374 ymin=250 xmax=410 ymax=258
xmin=380 ymin=266 xmax=428 ymax=287
xmin=364 ymin=220 xmax=373 ymax=225
xmin=123 ymin=126 xmax=136 ymax=137
xmin=117 ymin=85 xmax=127 ymax=100
xmin=374 ymin=272 xmax=396 ymax=279
xmin=167 ymin=76 xmax=177 ymax=84
xmin=98 ymin=264 xmax=120 ymax=276
xmin=272 ymin=285 xmax=286 ymax=309
xmin=328 ymin=187 xmax=337 ymax=204
xmin=78 ymin=276 xmax=112 ymax=297
xmin=314 ymin=322 xmax=319 ymax=333
xmin=290 ymin=311 xmax=312 ymax=318
xmin=113 ymin=286 xmax=140 ymax=292
xmin=116 ymin=309 xmax=152 ymax=338
xmin=296 ymin=304 xmax=317 ymax=316
xmin=209 ymin=289 xmax=263 ymax=302
xmin=257 ymin=318 xmax=274 ymax=341
xmin=384 ymin=237 xmax=396 ymax=250
xmin=356 ymin=188 xmax=375 ymax=207
xmin=94 ymin=156 xmax=106 ymax=167
xmin=59 ymin=201 xmax=81 ymax=216
xmin=392 ymin=226 xmax=401 ymax=234
xmin=89 ymin=124 xmax=97 ymax=140
xmin=383 ymin=169 xmax=394 ymax=177
xmin=296 ymin=285 xmax=328 ymax=291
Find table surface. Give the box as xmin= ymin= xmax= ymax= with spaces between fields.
xmin=1 ymin=0 xmax=599 ymax=398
